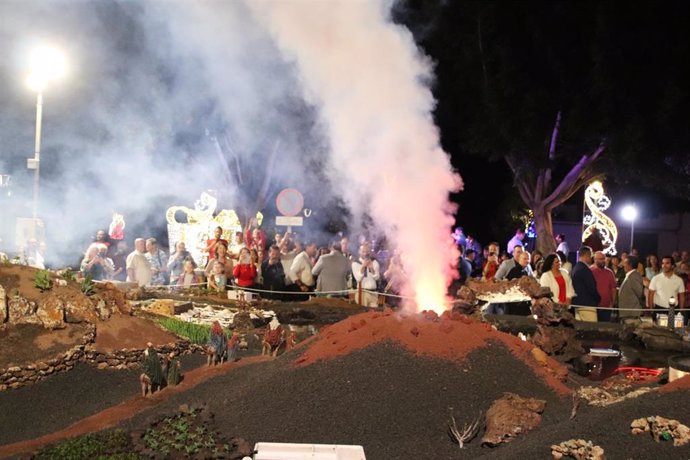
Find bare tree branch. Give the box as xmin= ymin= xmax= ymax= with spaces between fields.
xmin=544 ymin=143 xmax=605 ymax=209
xmin=210 ymin=133 xmax=235 ymax=186
xmin=221 ymin=132 xmax=244 ymax=186
xmin=548 ymin=111 xmax=562 ymax=161
xmin=505 ymin=155 xmax=535 ymax=204
xmin=544 ymin=111 xmax=561 ymax=191
xmin=251 ymin=140 xmax=281 ymax=218
xmin=535 ymin=170 xmax=545 ymax=201
xmin=550 ymin=170 xmax=604 ymax=210
xmin=517 ymin=181 xmax=534 ymax=206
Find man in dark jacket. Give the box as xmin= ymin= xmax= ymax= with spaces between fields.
xmin=261 ymin=245 xmax=286 ymax=300
xmin=617 ymin=255 xmax=645 ymax=320
xmin=571 ymin=246 xmax=601 ymax=322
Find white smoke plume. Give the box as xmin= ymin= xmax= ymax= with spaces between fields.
xmin=249 ymin=0 xmax=463 ymax=311
xmin=0 ymin=1 xmax=328 ymax=263
xmin=0 ymin=0 xmax=461 ymax=310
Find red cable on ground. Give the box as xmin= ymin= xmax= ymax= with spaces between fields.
xmin=611 ymin=366 xmax=662 ymax=382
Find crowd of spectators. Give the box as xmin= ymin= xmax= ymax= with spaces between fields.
xmin=454 ymin=227 xmax=689 ymax=324
xmin=75 ymin=224 xmax=403 ymax=308
xmin=63 ymin=223 xmax=690 ymax=320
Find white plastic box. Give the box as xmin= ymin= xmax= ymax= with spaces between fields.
xmin=227 ymin=290 xmax=256 ymax=302
xmin=253 ymin=442 xmax=366 ymax=460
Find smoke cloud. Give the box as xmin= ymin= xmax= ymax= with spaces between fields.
xmin=0 ymin=1 xmax=327 ymax=263
xmin=0 ymin=0 xmax=461 ymax=310
xmin=249 ymin=0 xmax=463 ymax=310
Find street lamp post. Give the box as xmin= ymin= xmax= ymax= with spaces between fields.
xmin=29 ymin=91 xmax=43 ymax=221
xmin=25 ymin=46 xmax=66 ymax=223
xmin=621 ymin=204 xmax=638 ymax=253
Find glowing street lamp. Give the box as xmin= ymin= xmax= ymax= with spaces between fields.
xmin=621 ymin=204 xmax=638 ymax=253
xmin=26 ymin=45 xmax=67 ymax=221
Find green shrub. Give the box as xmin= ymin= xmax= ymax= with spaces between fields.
xmin=33 ymin=429 xmax=138 ymax=459
xmin=59 ymin=268 xmax=76 ymax=282
xmin=142 ymin=409 xmax=229 ymax=457
xmin=81 ymin=274 xmax=95 ymax=295
xmin=156 ymin=317 xmax=213 ymax=345
xmin=33 ymin=270 xmax=53 ymax=291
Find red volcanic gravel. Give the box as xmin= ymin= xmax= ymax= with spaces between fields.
xmin=659 ymin=374 xmax=690 ymax=393
xmin=293 ymin=308 xmax=571 ymax=395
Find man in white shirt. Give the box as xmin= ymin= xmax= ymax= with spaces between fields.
xmin=647 ymin=255 xmax=686 ymax=320
xmin=126 ymin=238 xmax=152 ymax=287
xmin=506 ymin=228 xmax=526 ymax=254
xmin=555 ymin=234 xmax=570 ymax=258
xmin=352 ymin=244 xmax=381 ymax=307
xmin=290 ymin=241 xmax=317 ymax=294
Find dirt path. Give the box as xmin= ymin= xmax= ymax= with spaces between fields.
xmin=94 ymin=315 xmax=180 ymax=352
xmin=0 ymin=355 xmax=272 ymax=458
xmin=0 ymin=323 xmax=90 ymax=368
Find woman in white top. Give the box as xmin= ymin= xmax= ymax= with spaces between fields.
xmin=539 ymin=254 xmax=575 ymax=304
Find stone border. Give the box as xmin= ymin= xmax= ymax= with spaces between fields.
xmin=84 ymin=341 xmax=204 ymax=371
xmin=0 ymin=323 xmax=203 ymax=391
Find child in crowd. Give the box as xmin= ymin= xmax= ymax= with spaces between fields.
xmin=208 ymin=260 xmax=227 ymax=292
xmin=177 ymin=259 xmax=200 ymax=288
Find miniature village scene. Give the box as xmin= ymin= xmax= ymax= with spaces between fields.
xmin=2 ymin=1 xmax=690 ymax=459
xmin=1 ymin=227 xmax=690 ymax=459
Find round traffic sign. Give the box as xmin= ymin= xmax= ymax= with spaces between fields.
xmin=276 ymin=188 xmax=304 ymax=217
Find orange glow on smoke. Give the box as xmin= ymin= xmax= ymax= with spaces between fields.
xmin=413 ymin=274 xmax=450 ymax=314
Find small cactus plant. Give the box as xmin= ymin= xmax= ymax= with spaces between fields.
xmin=59 ymin=269 xmax=76 ymax=282
xmin=34 ymin=270 xmax=53 ymax=291
xmin=80 ymin=274 xmax=95 ymax=295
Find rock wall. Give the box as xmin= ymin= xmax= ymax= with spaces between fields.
xmin=0 ymin=325 xmax=202 ymax=392
xmin=83 ymin=341 xmax=203 ymax=371
xmin=0 ymin=325 xmax=95 ymax=391
xmin=0 ymin=280 xmax=131 ymax=329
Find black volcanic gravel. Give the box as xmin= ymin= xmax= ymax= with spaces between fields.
xmin=489 ymin=390 xmax=690 ymax=460
xmin=121 ymin=342 xmax=571 ymax=459
xmin=0 ymin=353 xmax=206 ymax=446
xmin=120 ymin=342 xmax=690 ymax=459
xmin=0 ymin=364 xmax=138 ymax=446
xmin=3 ymin=342 xmax=689 ymax=460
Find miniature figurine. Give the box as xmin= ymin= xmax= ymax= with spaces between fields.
xmin=165 ymin=352 xmax=181 ymax=386
xmin=286 ymin=329 xmax=297 ymax=352
xmin=206 ymin=321 xmax=228 ymax=366
xmin=262 ymin=316 xmax=285 ymax=357
xmin=227 ymin=332 xmax=240 ymax=362
xmin=140 ymin=342 xmax=165 ymax=397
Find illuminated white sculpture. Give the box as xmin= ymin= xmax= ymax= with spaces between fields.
xmin=166 ymin=191 xmax=262 ymax=268
xmin=582 ymin=180 xmax=618 ymax=255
